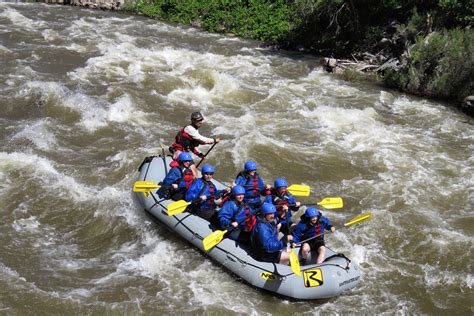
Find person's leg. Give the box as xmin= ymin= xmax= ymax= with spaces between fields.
xmin=301 ymin=243 xmax=311 ymax=260
xmin=316 ymin=245 xmax=326 ymax=264
xmin=279 ymin=250 xmax=290 ymax=265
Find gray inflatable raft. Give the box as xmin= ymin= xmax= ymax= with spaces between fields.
xmin=134 ymin=155 xmax=362 ymax=300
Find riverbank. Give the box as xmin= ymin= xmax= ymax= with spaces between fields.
xmin=38 ymin=0 xmax=473 ymax=116
xmin=40 ymin=0 xmax=123 ymax=10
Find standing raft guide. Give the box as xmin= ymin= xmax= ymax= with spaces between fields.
xmin=132 ymin=113 xmax=371 ymax=300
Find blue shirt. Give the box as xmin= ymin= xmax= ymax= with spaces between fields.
xmin=292 ymin=216 xmax=333 ymax=243
xmin=218 ymin=199 xmax=256 ymax=230
xmin=251 ymin=219 xmax=284 ymax=253
xmin=185 ymin=178 xmax=222 ymax=209
xmin=263 ymin=191 xmax=297 ymax=227
xmin=234 ymin=172 xmax=267 ymax=204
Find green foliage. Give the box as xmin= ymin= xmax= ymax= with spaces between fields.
xmin=288 ymin=0 xmax=473 ymax=55
xmin=384 ymin=28 xmax=474 ymax=102
xmin=436 ymin=0 xmax=474 ymax=26
xmin=131 ymin=0 xmax=291 ymax=41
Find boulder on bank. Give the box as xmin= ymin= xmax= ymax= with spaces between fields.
xmin=70 ymin=0 xmax=123 ymax=10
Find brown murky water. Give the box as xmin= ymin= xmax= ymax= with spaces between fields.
xmin=1 ymin=2 xmax=473 ymax=314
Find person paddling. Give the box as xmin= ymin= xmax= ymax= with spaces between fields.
xmin=185 ymin=164 xmax=230 ymax=221
xmin=292 ymin=208 xmax=335 ymax=264
xmin=170 ymin=112 xmax=220 ymax=177
xmin=251 ymin=203 xmax=293 ymax=265
xmin=158 ymin=152 xmax=195 ymax=200
xmin=264 ymin=178 xmax=300 ymax=235
xmin=234 ymin=160 xmax=271 ymax=209
xmin=218 ymin=185 xmax=257 ymax=245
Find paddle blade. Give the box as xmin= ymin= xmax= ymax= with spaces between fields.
xmin=287 ymin=184 xmax=311 ymax=197
xmin=318 ymin=197 xmax=343 ymax=209
xmin=344 ymin=212 xmax=372 ymax=227
xmin=133 ymin=180 xmax=160 ymax=192
xmin=167 ymin=200 xmax=191 ymax=216
xmin=289 ymin=248 xmax=302 ymax=276
xmin=203 ymin=229 xmax=227 ymax=251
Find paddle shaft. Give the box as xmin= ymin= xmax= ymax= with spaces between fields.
xmin=187 ymin=189 xmax=229 ymax=207
xmin=295 ymin=217 xmax=366 ymax=246
xmin=196 ymin=142 xmax=217 ymax=168
xmin=188 ymin=190 xmax=231 ymax=207
xmin=285 ymin=216 xmax=292 ymax=251
xmin=295 ymin=230 xmax=330 ymax=246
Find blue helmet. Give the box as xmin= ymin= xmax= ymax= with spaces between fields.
xmin=261 ymin=203 xmax=277 ymax=215
xmin=178 ymin=152 xmax=193 ymax=162
xmin=202 ymin=164 xmax=215 ymax=174
xmin=274 ymin=178 xmax=288 ymax=188
xmin=244 ymin=160 xmax=257 ymax=171
xmin=305 ymin=207 xmax=320 ymax=218
xmin=231 ymin=185 xmax=245 ymax=195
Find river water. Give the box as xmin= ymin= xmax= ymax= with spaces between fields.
xmin=1 ymin=2 xmax=473 ymax=314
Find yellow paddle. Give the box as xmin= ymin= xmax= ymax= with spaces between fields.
xmin=344 ymin=212 xmax=372 ymax=227
xmin=289 ymin=246 xmax=302 ymax=276
xmin=167 ymin=200 xmax=192 ymax=216
xmin=306 ymin=197 xmax=344 ymax=209
xmin=291 ymin=197 xmax=344 ymax=210
xmin=286 ymin=184 xmax=310 ymax=197
xmin=318 ymin=197 xmax=343 ymax=209
xmin=203 ymin=229 xmax=228 ymax=251
xmin=133 ymin=180 xmax=160 ymax=197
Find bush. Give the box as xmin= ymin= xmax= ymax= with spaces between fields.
xmin=130 ymin=0 xmax=292 ymax=41
xmin=383 ymin=28 xmax=474 ymax=102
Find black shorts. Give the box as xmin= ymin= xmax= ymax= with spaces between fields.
xmin=236 ymin=231 xmax=251 ymax=245
xmin=309 ymin=238 xmax=325 ymax=250
xmin=255 ymin=250 xmax=282 ymax=263
xmin=171 ymin=191 xmax=185 ymax=201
